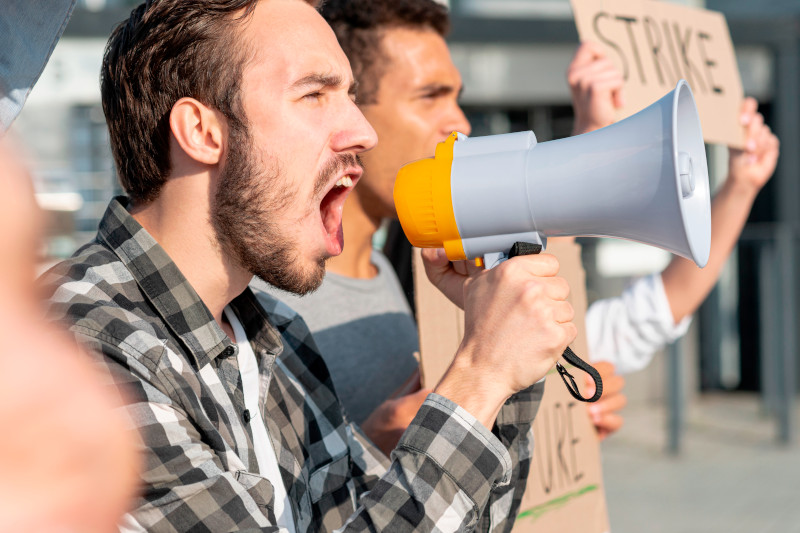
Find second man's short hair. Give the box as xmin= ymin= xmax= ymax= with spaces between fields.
xmin=320 ymin=0 xmax=449 ymax=105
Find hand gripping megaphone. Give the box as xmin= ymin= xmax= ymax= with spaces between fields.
xmin=393 ymin=80 xmax=711 ymax=402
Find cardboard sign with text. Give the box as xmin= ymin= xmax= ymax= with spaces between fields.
xmin=413 ymin=240 xmax=609 ymax=533
xmin=570 ymin=0 xmax=744 ymax=147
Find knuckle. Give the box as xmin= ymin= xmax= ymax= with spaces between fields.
xmin=565 ymin=323 xmax=578 ymax=341
xmin=553 ymin=276 xmax=570 ymax=298
xmin=539 ymin=253 xmax=560 ymax=274
xmin=563 ymin=301 xmax=575 ymax=322
xmin=542 ymin=333 xmax=563 ymax=354
xmin=523 ymin=280 xmax=546 ymax=302
xmin=498 ymin=260 xmax=520 ymax=282
xmin=463 ymin=275 xmax=474 ymax=288
xmin=541 ymin=326 xmax=562 ymax=350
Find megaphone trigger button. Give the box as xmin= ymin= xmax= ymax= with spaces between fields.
xmin=474 ymin=257 xmax=484 ymax=268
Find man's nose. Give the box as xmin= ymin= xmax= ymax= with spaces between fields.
xmin=334 ymin=101 xmax=378 ymax=154
xmin=442 ymin=104 xmax=471 ymax=138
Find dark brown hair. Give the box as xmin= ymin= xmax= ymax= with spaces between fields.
xmin=101 ymin=0 xmax=260 ymax=203
xmin=320 ymin=0 xmax=449 ymax=105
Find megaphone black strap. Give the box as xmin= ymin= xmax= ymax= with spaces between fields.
xmin=557 ymin=348 xmax=603 ymax=403
xmin=508 ymin=241 xmax=604 ymax=403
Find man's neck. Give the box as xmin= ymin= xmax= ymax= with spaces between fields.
xmin=325 ymin=192 xmax=380 ymax=279
xmin=130 ymin=176 xmax=249 ymax=339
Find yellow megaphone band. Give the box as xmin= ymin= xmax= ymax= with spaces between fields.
xmin=394 ymin=131 xmax=466 ymax=261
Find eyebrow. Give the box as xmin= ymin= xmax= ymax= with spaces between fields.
xmin=416 ymin=83 xmax=464 ymax=98
xmin=290 ymin=73 xmax=358 ymax=96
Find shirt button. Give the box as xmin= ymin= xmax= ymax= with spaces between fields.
xmin=243 ymin=409 xmax=252 ymax=423
xmin=222 ymin=346 xmax=235 ymax=357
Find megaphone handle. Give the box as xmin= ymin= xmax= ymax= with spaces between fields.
xmin=507 ymin=241 xmax=604 ymax=403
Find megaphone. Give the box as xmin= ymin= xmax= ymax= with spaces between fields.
xmin=394 ymin=80 xmax=711 ymax=269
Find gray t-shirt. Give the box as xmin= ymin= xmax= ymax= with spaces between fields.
xmin=251 ymin=251 xmax=419 ymax=424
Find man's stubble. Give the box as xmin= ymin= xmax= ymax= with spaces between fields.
xmin=212 ymin=123 xmax=358 ymax=295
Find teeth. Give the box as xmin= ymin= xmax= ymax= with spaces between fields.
xmin=335 ymin=176 xmax=353 ymax=188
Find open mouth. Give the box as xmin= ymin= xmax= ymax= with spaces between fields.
xmin=319 ymin=173 xmax=359 ymax=254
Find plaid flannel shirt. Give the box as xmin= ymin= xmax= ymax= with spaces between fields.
xmin=41 ymin=197 xmax=544 ymax=532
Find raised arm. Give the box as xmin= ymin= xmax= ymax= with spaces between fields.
xmin=661 ymin=98 xmax=780 ymax=323
xmin=568 ymin=41 xmax=780 ymax=331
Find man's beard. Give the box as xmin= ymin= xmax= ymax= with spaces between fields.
xmin=211 ymin=124 xmax=358 ymax=295
xmin=212 ymin=124 xmax=323 ymax=295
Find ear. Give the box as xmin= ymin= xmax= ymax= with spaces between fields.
xmin=169 ymin=97 xmax=225 ymax=166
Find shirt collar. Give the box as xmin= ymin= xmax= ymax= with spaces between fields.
xmin=97 ymin=196 xmax=235 ymax=367
xmin=229 ymin=289 xmax=284 ymax=359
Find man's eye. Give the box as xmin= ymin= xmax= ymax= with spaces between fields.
xmin=422 ymin=89 xmax=450 ymax=101
xmin=304 ymin=91 xmax=323 ymax=100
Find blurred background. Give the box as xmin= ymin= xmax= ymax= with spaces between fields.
xmin=11 ymin=0 xmax=800 ymax=531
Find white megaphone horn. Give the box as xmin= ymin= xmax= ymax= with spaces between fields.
xmin=393 ymin=80 xmax=711 ymax=269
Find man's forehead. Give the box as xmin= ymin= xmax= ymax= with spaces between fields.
xmin=380 ymin=27 xmax=461 ymax=88
xmin=244 ymin=0 xmax=353 ymax=89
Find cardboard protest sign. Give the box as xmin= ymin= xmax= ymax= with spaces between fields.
xmin=413 ymin=239 xmax=609 ymax=533
xmin=570 ymin=0 xmax=744 ymax=147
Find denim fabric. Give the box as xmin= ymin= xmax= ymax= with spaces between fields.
xmin=0 ymin=0 xmax=76 ymax=132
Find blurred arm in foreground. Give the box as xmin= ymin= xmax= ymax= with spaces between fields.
xmin=0 ymin=137 xmax=138 ymax=533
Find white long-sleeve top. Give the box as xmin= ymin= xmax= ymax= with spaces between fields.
xmin=585 ymin=273 xmax=692 ymax=374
